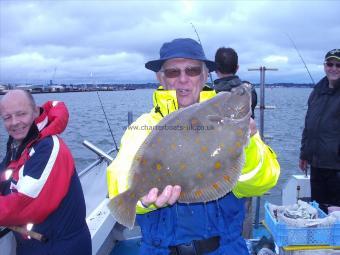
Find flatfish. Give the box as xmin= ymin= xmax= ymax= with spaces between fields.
xmin=108 ymin=83 xmax=252 ymax=228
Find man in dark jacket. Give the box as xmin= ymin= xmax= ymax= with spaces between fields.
xmin=214 ymin=47 xmax=257 ymax=118
xmin=299 ymin=49 xmax=340 ymax=213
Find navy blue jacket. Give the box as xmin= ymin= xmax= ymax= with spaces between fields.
xmin=300 ymin=76 xmax=340 ymax=169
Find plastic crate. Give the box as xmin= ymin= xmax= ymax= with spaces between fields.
xmin=264 ymin=202 xmax=340 ymax=247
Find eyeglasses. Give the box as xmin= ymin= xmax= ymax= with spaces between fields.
xmin=161 ymin=66 xmax=202 ymax=78
xmin=325 ymin=62 xmax=340 ymax=68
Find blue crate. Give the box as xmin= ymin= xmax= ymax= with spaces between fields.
xmin=264 ymin=202 xmax=340 ymax=247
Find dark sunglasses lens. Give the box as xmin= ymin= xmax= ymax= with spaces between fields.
xmin=326 ymin=62 xmax=340 ymax=68
xmin=164 ymin=69 xmax=181 ymax=78
xmin=163 ymin=66 xmax=202 ymax=78
xmin=185 ymin=66 xmax=202 ymax=76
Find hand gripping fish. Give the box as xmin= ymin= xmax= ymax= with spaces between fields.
xmin=108 ymin=83 xmax=252 ymax=228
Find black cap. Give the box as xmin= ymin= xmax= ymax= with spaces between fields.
xmin=325 ymin=49 xmax=340 ymax=61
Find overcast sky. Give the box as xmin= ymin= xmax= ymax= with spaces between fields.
xmin=1 ymin=0 xmax=339 ymax=85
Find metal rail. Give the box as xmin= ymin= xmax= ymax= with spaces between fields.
xmin=248 ymin=66 xmax=278 ymax=229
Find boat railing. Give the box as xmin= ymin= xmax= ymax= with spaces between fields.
xmin=249 ymin=66 xmax=278 ymax=231
xmin=79 ymin=141 xmax=116 ymax=178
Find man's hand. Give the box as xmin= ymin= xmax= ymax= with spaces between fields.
xmin=299 ymin=159 xmax=308 ymax=171
xmin=249 ymin=118 xmax=257 ymax=136
xmin=141 ymin=185 xmax=181 ymax=208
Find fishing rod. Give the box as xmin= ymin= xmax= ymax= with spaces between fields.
xmin=9 ymin=226 xmax=47 ymax=242
xmin=96 ymin=91 xmax=119 ymax=152
xmin=190 ymin=22 xmax=214 ymax=87
xmin=286 ymin=33 xmax=315 ymax=85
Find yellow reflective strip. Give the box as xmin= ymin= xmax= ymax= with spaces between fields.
xmin=238 ymin=147 xmax=264 ymax=182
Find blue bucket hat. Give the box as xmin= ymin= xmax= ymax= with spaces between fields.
xmin=145 ymin=38 xmax=216 ymax=72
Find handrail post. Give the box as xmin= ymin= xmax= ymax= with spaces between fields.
xmin=248 ymin=66 xmax=278 ymax=230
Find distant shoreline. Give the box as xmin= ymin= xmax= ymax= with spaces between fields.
xmin=0 ymin=82 xmax=314 ymax=95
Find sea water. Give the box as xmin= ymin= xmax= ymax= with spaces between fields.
xmin=0 ymin=87 xmax=312 ymax=205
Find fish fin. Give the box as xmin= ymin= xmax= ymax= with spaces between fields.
xmin=179 ymin=158 xmax=244 ymax=203
xmin=107 ymin=190 xmax=139 ymax=229
xmin=180 ymin=180 xmax=232 ymax=202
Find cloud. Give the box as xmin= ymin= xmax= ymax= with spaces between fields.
xmin=263 ymin=55 xmax=289 ymax=64
xmin=1 ymin=0 xmax=339 ymax=84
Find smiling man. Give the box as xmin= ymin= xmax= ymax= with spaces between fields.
xmin=299 ymin=49 xmax=340 ymax=213
xmin=107 ymin=38 xmax=280 ymax=255
xmin=0 ymin=90 xmax=91 ymax=255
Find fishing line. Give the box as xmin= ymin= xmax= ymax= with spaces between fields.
xmin=96 ymin=91 xmax=119 ymax=152
xmin=286 ymin=33 xmax=315 ymax=85
xmin=190 ymin=22 xmax=214 ymax=86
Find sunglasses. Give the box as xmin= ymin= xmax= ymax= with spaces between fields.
xmin=325 ymin=62 xmax=340 ymax=68
xmin=161 ymin=66 xmax=202 ymax=78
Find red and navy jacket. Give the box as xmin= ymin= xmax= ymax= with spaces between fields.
xmin=0 ymin=101 xmax=91 ymax=255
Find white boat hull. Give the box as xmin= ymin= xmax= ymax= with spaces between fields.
xmin=282 ymin=174 xmax=311 ymax=205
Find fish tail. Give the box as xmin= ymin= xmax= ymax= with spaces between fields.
xmin=108 ymin=190 xmax=138 ymax=229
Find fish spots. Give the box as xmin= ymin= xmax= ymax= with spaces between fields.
xmin=235 ymin=141 xmax=242 ymax=148
xmin=130 ymin=192 xmax=136 ymax=199
xmin=214 ymin=161 xmax=222 ymax=170
xmin=223 ymin=175 xmax=231 ymax=183
xmin=190 ymin=117 xmax=203 ymax=131
xmin=135 ymin=155 xmax=148 ymax=166
xmin=236 ymin=128 xmax=244 ymax=137
xmin=141 ymin=158 xmax=148 ymax=166
xmin=179 ymin=162 xmax=187 ymax=171
xmin=196 ymin=172 xmax=204 ymax=179
xmin=191 ymin=118 xmax=199 ymax=126
xmin=201 ymin=146 xmax=208 ymax=153
xmin=195 ymin=137 xmax=201 ymax=144
xmin=171 ymin=143 xmax=177 ymax=150
xmin=195 ymin=190 xmax=203 ymax=197
xmin=212 ymin=182 xmax=220 ymax=190
xmin=227 ymin=147 xmax=235 ymax=154
xmin=156 ymin=162 xmax=163 ymax=171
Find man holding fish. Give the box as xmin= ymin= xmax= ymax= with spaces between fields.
xmin=107 ymin=38 xmax=280 ymax=255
